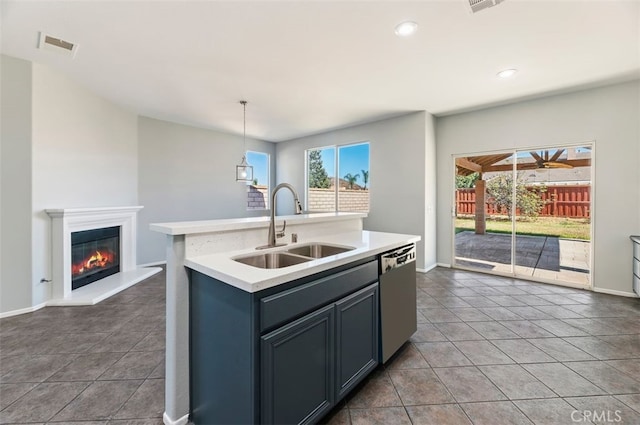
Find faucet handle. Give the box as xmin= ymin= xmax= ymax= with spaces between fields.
xmin=276 ymin=220 xmax=286 ymax=239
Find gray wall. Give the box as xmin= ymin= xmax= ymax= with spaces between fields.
xmin=30 ymin=62 xmax=139 ymax=306
xmin=436 ymin=80 xmax=640 ymax=295
xmin=137 ymin=117 xmax=276 ymax=264
xmin=276 ymin=112 xmax=437 ymax=270
xmin=424 ymin=114 xmax=437 ymax=268
xmin=0 ymin=55 xmax=140 ymax=314
xmin=0 ymin=56 xmax=33 ymax=312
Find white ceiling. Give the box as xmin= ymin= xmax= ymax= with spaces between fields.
xmin=2 ymin=0 xmax=639 ymax=142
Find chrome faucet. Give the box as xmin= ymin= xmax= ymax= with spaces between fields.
xmin=257 ymin=183 xmax=303 ymax=249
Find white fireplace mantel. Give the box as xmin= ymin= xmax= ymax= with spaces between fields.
xmin=45 ymin=206 xmax=160 ymax=305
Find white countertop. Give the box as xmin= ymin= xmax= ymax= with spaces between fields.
xmin=150 ymin=212 xmax=367 ymax=235
xmin=184 ymin=230 xmax=420 ymax=292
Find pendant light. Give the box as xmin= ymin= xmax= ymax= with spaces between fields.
xmin=236 ymin=100 xmax=254 ymax=182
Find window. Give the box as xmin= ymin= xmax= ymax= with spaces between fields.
xmin=246 ymin=151 xmax=270 ymax=210
xmin=306 ymin=142 xmax=370 ymax=212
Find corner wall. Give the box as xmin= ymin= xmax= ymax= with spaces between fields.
xmin=424 ymin=113 xmax=437 ymax=270
xmin=0 ymin=56 xmax=33 ymax=312
xmin=276 ymin=112 xmax=437 ymax=270
xmin=137 ymin=117 xmax=276 ymax=264
xmin=436 ymin=80 xmax=640 ymax=295
xmin=0 ymin=55 xmax=140 ymax=315
xmin=30 ymin=62 xmax=140 ymax=307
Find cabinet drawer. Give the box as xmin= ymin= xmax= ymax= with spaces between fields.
xmin=634 ymin=274 xmax=640 ymax=296
xmin=634 ymin=241 xmax=640 ymax=261
xmin=260 ymin=260 xmax=378 ymax=332
xmin=634 ymin=258 xmax=640 ymax=279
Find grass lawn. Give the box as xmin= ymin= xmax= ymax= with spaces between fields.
xmin=456 ymin=216 xmax=591 ymax=240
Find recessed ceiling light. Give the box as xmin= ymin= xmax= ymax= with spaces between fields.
xmin=395 ymin=21 xmax=418 ymax=37
xmin=497 ymin=68 xmax=518 ymax=78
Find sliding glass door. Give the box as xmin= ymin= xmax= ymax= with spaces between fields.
xmin=454 ymin=153 xmax=514 ymax=274
xmin=453 ymin=144 xmax=592 ymax=287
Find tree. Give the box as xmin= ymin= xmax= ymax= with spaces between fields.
xmin=486 ymin=172 xmax=547 ymax=219
xmin=361 ymin=169 xmax=369 ymax=190
xmin=343 ymin=173 xmax=359 ymax=189
xmin=308 ymin=150 xmax=331 ymax=188
xmin=252 ymin=178 xmax=258 ymax=186
xmin=456 ymin=172 xmax=480 ymax=188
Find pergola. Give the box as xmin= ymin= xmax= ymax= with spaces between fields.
xmin=456 ymin=149 xmax=592 ymax=234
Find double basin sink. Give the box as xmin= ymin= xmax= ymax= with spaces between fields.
xmin=233 ymin=243 xmax=355 ymax=269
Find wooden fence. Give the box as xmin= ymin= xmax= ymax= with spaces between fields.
xmin=456 ymin=184 xmax=590 ymax=218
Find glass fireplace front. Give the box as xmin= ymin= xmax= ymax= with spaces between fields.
xmin=71 ymin=226 xmax=120 ymax=290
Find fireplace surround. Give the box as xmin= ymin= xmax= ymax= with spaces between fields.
xmin=46 ymin=206 xmax=160 ymax=305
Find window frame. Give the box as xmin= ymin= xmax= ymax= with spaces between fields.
xmin=305 ymin=141 xmax=370 ymax=213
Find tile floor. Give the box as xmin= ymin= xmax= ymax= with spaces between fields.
xmin=0 ymin=270 xmax=166 ymax=425
xmin=323 ymin=267 xmax=640 ymax=425
xmin=1 ymin=267 xmax=639 ymax=425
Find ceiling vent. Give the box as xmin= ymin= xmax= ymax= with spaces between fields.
xmin=467 ymin=0 xmax=507 ymax=14
xmin=38 ymin=32 xmax=79 ymax=58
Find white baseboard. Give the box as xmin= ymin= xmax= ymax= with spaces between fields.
xmin=163 ymin=411 xmax=189 ymax=425
xmin=437 ymin=262 xmax=452 ymax=268
xmin=417 ymin=263 xmax=438 ymax=273
xmin=138 ymin=260 xmax=167 ymax=268
xmin=0 ymin=302 xmax=47 ymax=319
xmin=593 ymin=287 xmax=639 ymax=298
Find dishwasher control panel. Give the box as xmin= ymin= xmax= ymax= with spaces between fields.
xmin=380 ymin=244 xmax=416 ymax=274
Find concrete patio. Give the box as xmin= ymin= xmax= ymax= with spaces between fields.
xmin=455 ymin=231 xmax=590 ymax=286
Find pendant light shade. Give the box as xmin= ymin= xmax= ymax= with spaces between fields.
xmin=236 ymin=155 xmax=253 ymax=181
xmin=236 ymin=100 xmax=254 ymax=182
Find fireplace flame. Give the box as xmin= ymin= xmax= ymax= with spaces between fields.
xmin=72 ymin=250 xmax=116 ymax=276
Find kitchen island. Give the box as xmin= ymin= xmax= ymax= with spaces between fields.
xmin=151 ymin=212 xmax=419 ymax=425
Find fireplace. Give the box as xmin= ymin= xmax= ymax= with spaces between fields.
xmin=46 ymin=206 xmax=160 ymax=305
xmin=71 ymin=226 xmax=121 ymax=290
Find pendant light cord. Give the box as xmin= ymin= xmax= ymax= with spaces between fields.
xmin=241 ymin=100 xmax=247 ymax=160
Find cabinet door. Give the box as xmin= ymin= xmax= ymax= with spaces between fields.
xmin=335 ymin=283 xmax=379 ymax=399
xmin=261 ymin=304 xmax=335 ymax=425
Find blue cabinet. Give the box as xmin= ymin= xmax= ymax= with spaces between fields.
xmin=335 ymin=284 xmax=379 ymax=399
xmin=260 ymin=283 xmax=379 ymax=425
xmin=261 ymin=304 xmax=335 ymax=425
xmin=189 ymin=257 xmax=379 ymax=425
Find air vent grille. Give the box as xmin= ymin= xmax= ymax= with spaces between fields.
xmin=38 ymin=32 xmax=79 ymax=57
xmin=467 ymin=0 xmax=506 ymax=13
xmin=44 ymin=35 xmax=74 ymax=51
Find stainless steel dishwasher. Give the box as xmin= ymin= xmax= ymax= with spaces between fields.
xmin=379 ymin=243 xmax=417 ymax=363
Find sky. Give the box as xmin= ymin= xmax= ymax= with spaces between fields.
xmin=318 ymin=143 xmax=370 ymax=182
xmin=246 ymin=151 xmax=269 ymax=186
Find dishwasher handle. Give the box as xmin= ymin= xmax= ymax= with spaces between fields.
xmin=380 ymin=244 xmax=415 ymax=259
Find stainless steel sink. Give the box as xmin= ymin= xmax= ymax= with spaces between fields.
xmin=286 ymin=243 xmax=355 ymax=258
xmin=233 ymin=243 xmax=355 ymax=269
xmin=233 ymin=252 xmax=311 ymax=269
